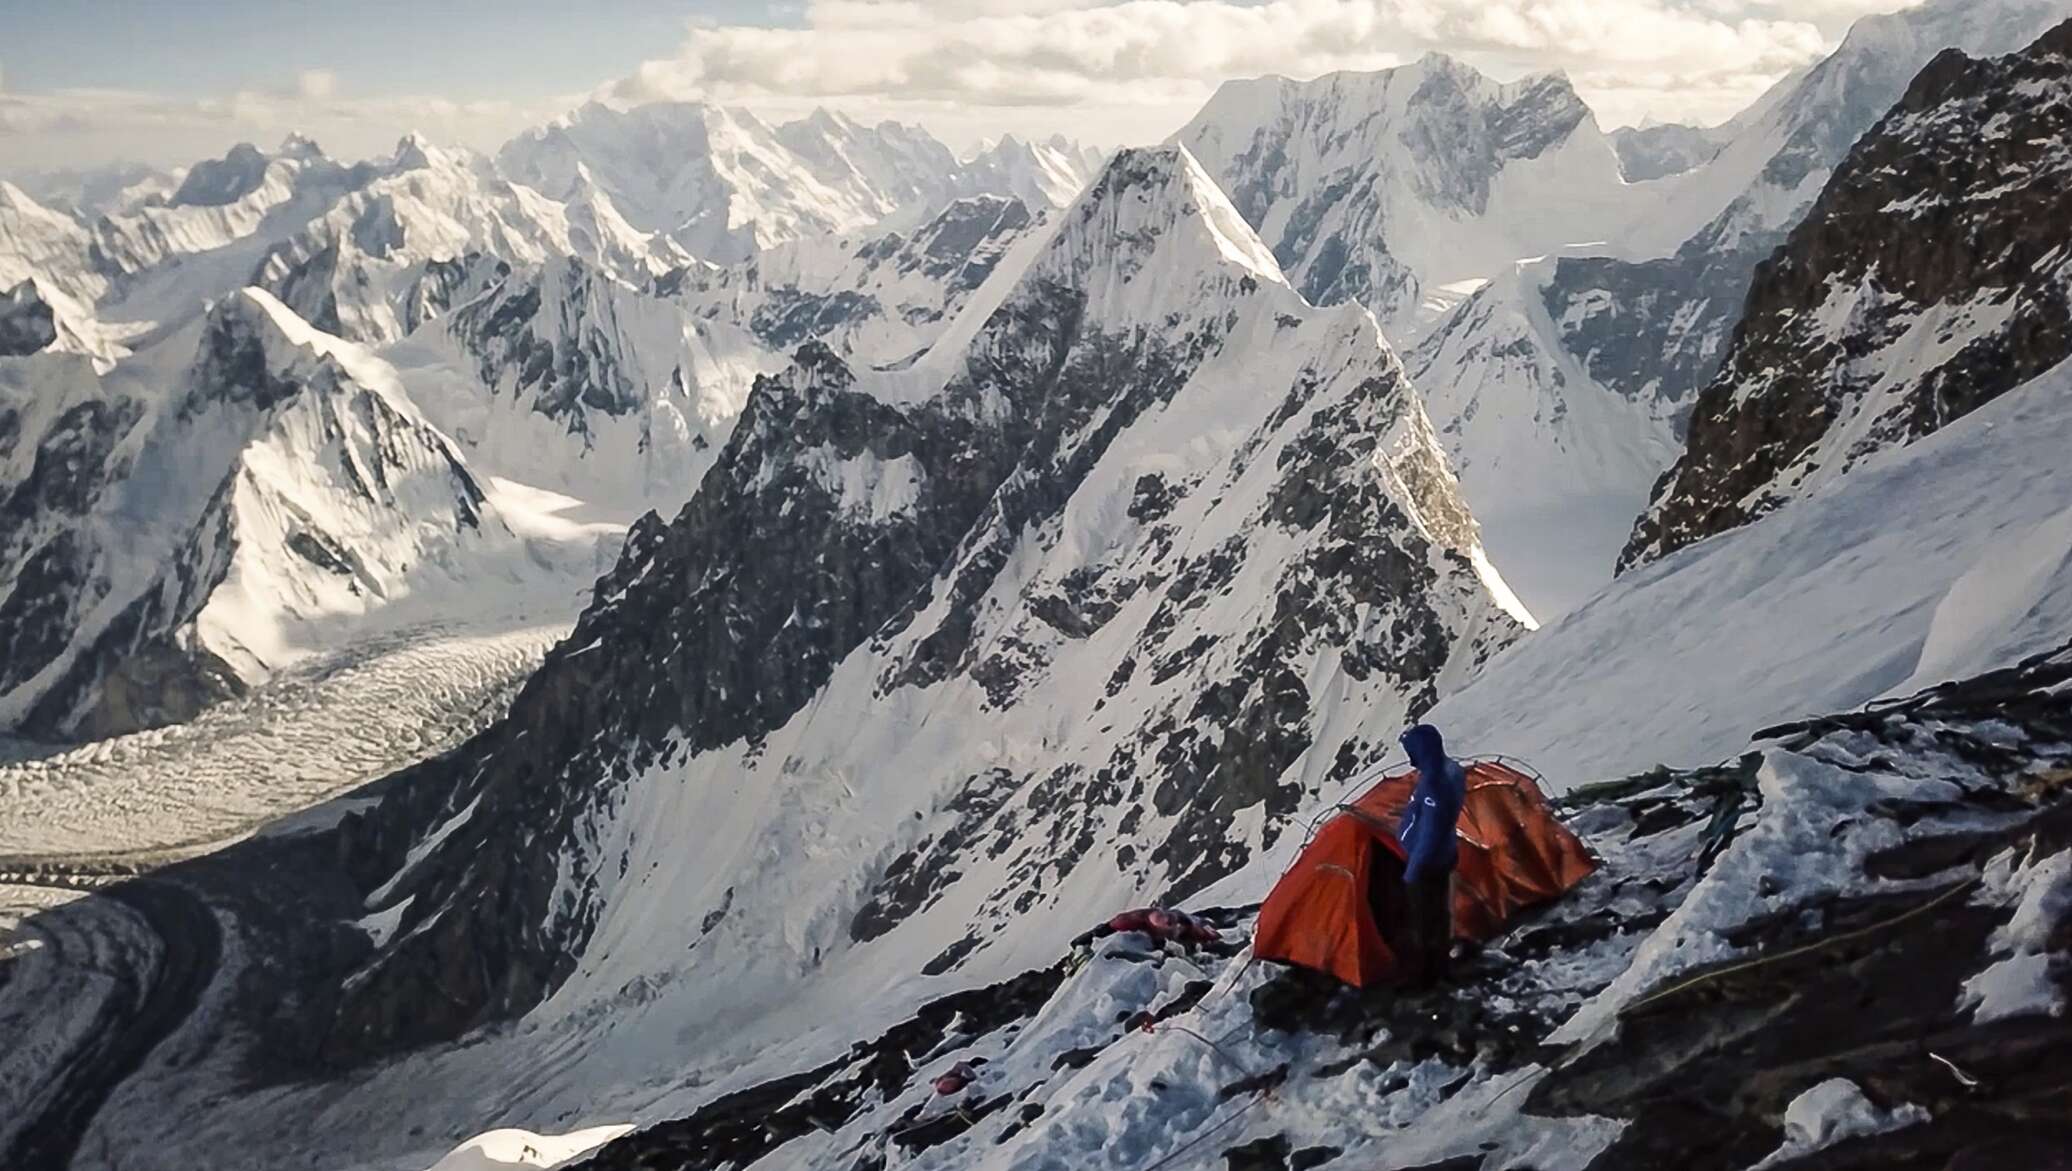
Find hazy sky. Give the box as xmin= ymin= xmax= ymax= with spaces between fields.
xmin=0 ymin=0 xmax=1921 ymax=172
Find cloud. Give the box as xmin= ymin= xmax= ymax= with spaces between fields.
xmin=295 ymin=70 xmax=339 ymax=101
xmin=606 ymin=0 xmax=1871 ymax=134
xmin=0 ymin=82 xmax=564 ymax=172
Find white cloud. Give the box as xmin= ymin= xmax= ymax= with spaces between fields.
xmin=296 ymin=70 xmax=339 ymax=101
xmin=0 ymin=0 xmax=1924 ymax=171
xmin=0 ymin=81 xmax=564 ymax=171
xmin=604 ymin=0 xmax=1880 ymax=139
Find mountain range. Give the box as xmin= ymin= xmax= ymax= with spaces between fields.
xmin=3 ymin=3 xmax=2072 ymax=1170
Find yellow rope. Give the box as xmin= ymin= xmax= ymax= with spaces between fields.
xmin=1618 ymin=876 xmax=1982 ymax=1017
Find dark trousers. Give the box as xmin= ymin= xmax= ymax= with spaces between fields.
xmin=1404 ymin=872 xmax=1454 ymax=986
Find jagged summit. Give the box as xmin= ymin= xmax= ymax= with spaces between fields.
xmin=169 ymin=141 xmax=274 ymax=207
xmin=1176 ymin=54 xmax=1626 ymax=341
xmin=1029 ymin=145 xmax=1286 ymax=297
xmin=277 ymin=130 xmax=325 ymax=159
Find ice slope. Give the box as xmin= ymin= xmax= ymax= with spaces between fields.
xmin=1428 ymin=356 xmax=2072 ymax=790
xmin=389 ymin=255 xmax=779 ymax=512
xmin=318 ymin=145 xmax=1523 ymax=1086
xmin=0 ymin=288 xmax=609 ymax=739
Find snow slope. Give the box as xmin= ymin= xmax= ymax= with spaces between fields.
xmin=1431 ymin=356 xmax=2072 ymax=789
xmin=1406 ymin=257 xmax=1684 ymax=618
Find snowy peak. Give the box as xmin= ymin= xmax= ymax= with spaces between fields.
xmin=1017 ymin=145 xmax=1286 ymax=322
xmin=0 ymin=288 xmax=517 ymax=738
xmin=1624 ymin=17 xmax=2072 ymax=569
xmin=1666 ymin=0 xmax=2072 ymax=256
xmin=495 ymin=100 xmax=1095 ymax=265
xmin=1175 ymin=55 xmax=1629 ymax=341
xmin=169 ymin=141 xmax=275 ymax=207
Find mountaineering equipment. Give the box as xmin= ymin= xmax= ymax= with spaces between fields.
xmin=1252 ymin=759 xmax=1596 ymax=988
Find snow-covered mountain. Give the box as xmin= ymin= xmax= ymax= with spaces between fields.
xmin=318 ymin=144 xmax=1524 ymax=1063
xmin=1174 ymin=55 xmax=1640 ymax=344
xmin=1399 ymin=0 xmax=2072 ymax=615
xmin=0 ymin=288 xmax=593 ymax=740
xmin=668 ymin=194 xmax=1041 ymax=364
xmin=86 ymin=136 xmax=383 ymax=285
xmin=250 ymin=134 xmax=687 ymax=347
xmin=496 ymin=102 xmax=1098 ymax=264
xmin=390 ymin=255 xmax=777 ymax=510
xmin=492 ymin=77 xmax=2072 ymax=1165
xmin=0 ymin=181 xmax=109 ymax=306
xmin=5 ymin=161 xmax=186 ymax=220
xmin=1625 ymin=19 xmax=2072 ymax=570
xmin=961 ymin=134 xmax=1109 ymax=213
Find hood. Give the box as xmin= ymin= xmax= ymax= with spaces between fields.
xmin=1402 ymin=723 xmax=1449 ymax=774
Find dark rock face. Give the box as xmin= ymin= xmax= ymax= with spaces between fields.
xmin=323 ymin=271 xmax=1127 ymax=1058
xmin=1624 ymin=22 xmax=2072 ymax=569
xmin=0 ymin=281 xmax=60 ymax=356
xmin=168 ymin=142 xmax=272 ymax=207
xmin=1539 ymin=239 xmax=1763 ymax=422
xmin=441 ymin=257 xmax=664 ymax=431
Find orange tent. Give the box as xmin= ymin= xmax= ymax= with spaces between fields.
xmin=1253 ymin=760 xmax=1597 ymax=988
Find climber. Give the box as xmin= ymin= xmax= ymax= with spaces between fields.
xmin=1396 ymin=723 xmax=1465 ymax=988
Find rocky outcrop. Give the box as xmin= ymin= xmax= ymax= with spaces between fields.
xmin=565 ymin=641 xmax=2072 ymax=1171
xmin=1625 ymin=21 xmax=2072 ymax=568
xmin=0 ymin=281 xmax=59 ymax=357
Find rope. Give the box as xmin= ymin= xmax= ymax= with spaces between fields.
xmin=1136 ymin=1091 xmax=1270 ymax=1171
xmin=1618 ymin=876 xmax=1982 ymax=1017
xmin=1153 ymin=1023 xmax=1259 ymax=1079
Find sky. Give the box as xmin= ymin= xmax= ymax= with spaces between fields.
xmin=0 ymin=0 xmax=1923 ymax=173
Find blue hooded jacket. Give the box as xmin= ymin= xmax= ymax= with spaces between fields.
xmin=1397 ymin=724 xmax=1464 ymax=884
